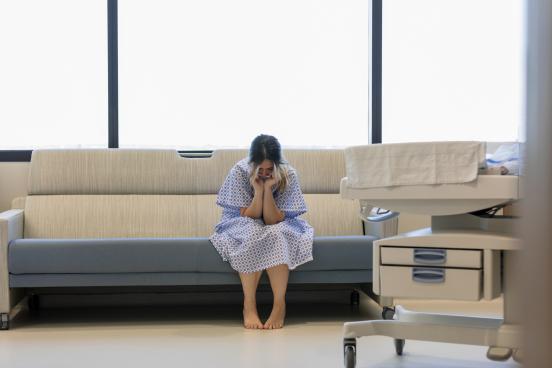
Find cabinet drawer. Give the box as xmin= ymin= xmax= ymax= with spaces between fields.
xmin=380 ymin=266 xmax=482 ymax=301
xmin=380 ymin=247 xmax=482 ymax=268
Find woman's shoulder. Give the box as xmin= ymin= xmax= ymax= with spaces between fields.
xmin=231 ymin=158 xmax=251 ymax=175
xmin=282 ymin=162 xmax=297 ymax=177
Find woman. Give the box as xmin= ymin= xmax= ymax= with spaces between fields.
xmin=209 ymin=134 xmax=314 ymax=329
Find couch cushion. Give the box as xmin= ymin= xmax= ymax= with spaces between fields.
xmin=296 ymin=236 xmax=375 ymax=271
xmin=9 ymin=236 xmax=374 ymax=274
xmin=22 ymin=194 xmax=362 ymax=238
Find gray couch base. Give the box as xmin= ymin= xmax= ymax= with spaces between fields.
xmin=10 ymin=270 xmax=372 ymax=288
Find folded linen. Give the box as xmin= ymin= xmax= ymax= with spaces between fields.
xmin=344 ymin=141 xmax=486 ymax=188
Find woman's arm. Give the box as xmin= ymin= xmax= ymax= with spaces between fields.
xmin=262 ymin=179 xmax=285 ymax=225
xmin=240 ymin=177 xmax=264 ymax=218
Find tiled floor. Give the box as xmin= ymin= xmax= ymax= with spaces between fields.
xmin=0 ymin=292 xmax=521 ymax=368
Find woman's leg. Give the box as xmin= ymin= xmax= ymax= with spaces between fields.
xmin=239 ymin=271 xmax=264 ymax=329
xmin=263 ymin=264 xmax=289 ymax=329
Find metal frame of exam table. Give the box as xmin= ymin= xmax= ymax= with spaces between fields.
xmin=340 ymin=175 xmax=522 ymax=368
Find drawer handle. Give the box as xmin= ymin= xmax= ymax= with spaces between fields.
xmin=412 ymin=268 xmax=446 ymax=283
xmin=413 ymin=248 xmax=447 ymax=264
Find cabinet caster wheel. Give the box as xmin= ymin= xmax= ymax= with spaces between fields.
xmin=0 ymin=313 xmax=9 ymax=330
xmin=343 ymin=338 xmax=357 ymax=368
xmin=382 ymin=306 xmax=395 ymax=320
xmin=394 ymin=339 xmax=405 ymax=355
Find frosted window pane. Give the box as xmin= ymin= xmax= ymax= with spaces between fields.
xmin=382 ymin=0 xmax=525 ymax=143
xmin=0 ymin=0 xmax=108 ymax=149
xmin=119 ymin=0 xmax=369 ymax=149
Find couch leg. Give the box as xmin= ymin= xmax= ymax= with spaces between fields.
xmin=350 ymin=290 xmax=360 ymax=306
xmin=0 ymin=313 xmax=9 ymax=330
xmin=28 ymin=294 xmax=40 ymax=313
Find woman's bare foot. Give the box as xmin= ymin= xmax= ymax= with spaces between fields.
xmin=243 ymin=303 xmax=263 ymax=329
xmin=263 ymin=302 xmax=286 ymax=329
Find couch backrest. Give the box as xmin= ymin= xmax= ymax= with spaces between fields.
xmin=27 ymin=149 xmax=346 ymax=195
xmin=22 ymin=149 xmax=362 ymax=238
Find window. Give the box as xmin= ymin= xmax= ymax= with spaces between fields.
xmin=118 ymin=0 xmax=370 ymax=149
xmin=382 ymin=0 xmax=525 ymax=143
xmin=0 ymin=0 xmax=107 ymax=149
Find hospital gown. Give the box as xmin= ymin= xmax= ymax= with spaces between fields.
xmin=209 ymin=158 xmax=314 ymax=273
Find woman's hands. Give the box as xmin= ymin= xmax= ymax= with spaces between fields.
xmin=251 ymin=176 xmax=265 ymax=195
xmin=252 ymin=172 xmax=277 ymax=193
xmin=263 ymin=175 xmax=278 ymax=191
xmin=243 ymin=176 xmax=266 ymax=219
xmin=261 ymin=174 xmax=284 ymax=225
xmin=243 ymin=173 xmax=283 ymax=224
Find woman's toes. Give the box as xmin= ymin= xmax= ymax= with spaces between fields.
xmin=263 ymin=303 xmax=285 ymax=329
xmin=243 ymin=307 xmax=263 ymax=329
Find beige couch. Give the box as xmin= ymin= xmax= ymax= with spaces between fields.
xmin=0 ymin=149 xmax=377 ymax=330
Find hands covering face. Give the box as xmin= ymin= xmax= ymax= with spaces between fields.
xmin=251 ymin=176 xmax=265 ymax=192
xmin=252 ymin=159 xmax=278 ymax=193
xmin=251 ymin=173 xmax=278 ymax=193
xmin=261 ymin=173 xmax=278 ymax=189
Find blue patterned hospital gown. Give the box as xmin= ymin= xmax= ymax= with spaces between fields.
xmin=209 ymin=158 xmax=314 ymax=273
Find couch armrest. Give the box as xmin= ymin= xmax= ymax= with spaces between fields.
xmin=0 ymin=209 xmax=24 ymax=241
xmin=0 ymin=209 xmax=24 ymax=313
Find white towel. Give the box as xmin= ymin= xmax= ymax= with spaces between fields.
xmin=344 ymin=141 xmax=486 ymax=188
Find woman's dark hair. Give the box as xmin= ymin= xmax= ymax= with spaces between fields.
xmin=248 ymin=134 xmax=283 ymax=165
xmin=248 ymin=134 xmax=289 ymax=193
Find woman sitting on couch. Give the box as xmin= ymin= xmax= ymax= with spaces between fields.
xmin=209 ymin=134 xmax=314 ymax=329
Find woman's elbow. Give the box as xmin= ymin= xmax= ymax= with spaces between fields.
xmin=265 ymin=213 xmax=285 ymax=225
xmin=241 ymin=208 xmax=262 ymax=219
